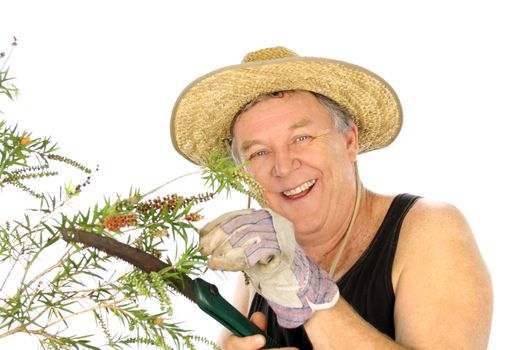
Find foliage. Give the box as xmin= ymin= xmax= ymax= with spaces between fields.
xmin=202 ymin=151 xmax=266 ymax=206
xmin=0 ymin=40 xmax=263 ymax=349
xmin=0 ymin=37 xmax=19 ymax=107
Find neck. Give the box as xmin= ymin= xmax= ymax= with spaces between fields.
xmin=301 ymin=185 xmax=373 ymax=272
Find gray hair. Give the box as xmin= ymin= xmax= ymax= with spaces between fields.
xmin=229 ymin=90 xmax=355 ymax=163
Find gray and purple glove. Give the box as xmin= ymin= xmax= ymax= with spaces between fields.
xmin=199 ymin=208 xmax=339 ymax=328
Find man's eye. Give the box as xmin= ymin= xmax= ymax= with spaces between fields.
xmin=249 ymin=150 xmax=267 ymax=160
xmin=295 ymin=135 xmax=312 ymax=142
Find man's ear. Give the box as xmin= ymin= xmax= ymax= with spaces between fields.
xmin=345 ymin=124 xmax=360 ymax=161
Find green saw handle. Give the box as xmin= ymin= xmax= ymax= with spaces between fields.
xmin=193 ymin=278 xmax=281 ymax=349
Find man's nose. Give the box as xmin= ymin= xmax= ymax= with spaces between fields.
xmin=272 ymin=148 xmax=300 ymax=177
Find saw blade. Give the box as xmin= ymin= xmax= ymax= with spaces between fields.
xmin=62 ymin=228 xmax=198 ymax=303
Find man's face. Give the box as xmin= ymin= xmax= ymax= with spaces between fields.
xmin=233 ymin=91 xmax=358 ymax=240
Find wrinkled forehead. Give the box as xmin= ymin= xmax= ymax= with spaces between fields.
xmin=229 ymin=90 xmax=325 ymax=141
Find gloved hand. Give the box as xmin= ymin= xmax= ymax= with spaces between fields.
xmin=199 ymin=208 xmax=339 ymax=328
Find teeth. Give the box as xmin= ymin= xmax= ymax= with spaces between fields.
xmin=283 ymin=180 xmax=316 ymax=197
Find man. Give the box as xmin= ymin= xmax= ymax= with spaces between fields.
xmin=170 ymin=47 xmax=492 ymax=349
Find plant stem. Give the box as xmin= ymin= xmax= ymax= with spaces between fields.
xmin=0 ymin=251 xmax=19 ymax=292
xmin=142 ymin=171 xmax=200 ymax=198
xmin=44 ymin=297 xmax=128 ymax=329
xmin=0 ymin=41 xmax=16 ymax=71
xmin=0 ymin=325 xmax=24 ymax=339
xmin=24 ymin=246 xmax=75 ymax=288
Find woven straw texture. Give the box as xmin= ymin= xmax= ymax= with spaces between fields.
xmin=171 ymin=47 xmax=402 ymax=165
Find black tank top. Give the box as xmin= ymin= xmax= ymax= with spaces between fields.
xmin=248 ymin=193 xmax=421 ymax=349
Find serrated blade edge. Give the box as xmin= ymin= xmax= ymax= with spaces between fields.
xmin=61 ymin=228 xmax=198 ymax=303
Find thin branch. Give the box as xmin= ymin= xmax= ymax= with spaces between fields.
xmin=44 ymin=297 xmax=129 ymax=329
xmin=0 ymin=251 xmax=20 ymax=292
xmin=24 ymin=246 xmax=75 ymax=288
xmin=141 ymin=171 xmax=200 ymax=198
xmin=0 ymin=39 xmax=17 ymax=71
xmin=0 ymin=325 xmax=24 ymax=339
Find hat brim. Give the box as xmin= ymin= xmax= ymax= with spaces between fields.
xmin=171 ymin=56 xmax=402 ymax=165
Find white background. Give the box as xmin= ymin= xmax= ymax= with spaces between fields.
xmin=1 ymin=1 xmax=528 ymax=349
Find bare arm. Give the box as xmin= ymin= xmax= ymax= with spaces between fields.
xmin=305 ymin=200 xmax=492 ymax=349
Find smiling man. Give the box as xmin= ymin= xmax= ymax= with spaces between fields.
xmin=170 ymin=47 xmax=492 ymax=349
xmin=233 ymin=91 xmax=357 ymax=244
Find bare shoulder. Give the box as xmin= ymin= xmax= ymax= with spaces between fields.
xmin=394 ymin=197 xmax=489 ymax=284
xmin=406 ymin=197 xmax=469 ymax=229
xmin=392 ymin=197 xmax=493 ymax=349
xmin=397 ymin=198 xmax=478 ymax=256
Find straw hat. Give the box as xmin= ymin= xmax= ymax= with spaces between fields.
xmin=170 ymin=46 xmax=402 ymax=165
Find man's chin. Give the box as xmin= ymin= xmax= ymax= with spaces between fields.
xmin=291 ymin=217 xmax=324 ymax=238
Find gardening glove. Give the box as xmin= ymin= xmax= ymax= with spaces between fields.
xmin=199 ymin=208 xmax=339 ymax=328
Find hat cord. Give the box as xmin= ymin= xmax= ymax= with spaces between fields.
xmin=329 ymin=161 xmax=361 ymax=278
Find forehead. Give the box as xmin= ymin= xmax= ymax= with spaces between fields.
xmin=232 ymin=91 xmax=332 ymax=137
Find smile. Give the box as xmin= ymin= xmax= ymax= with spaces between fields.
xmin=282 ymin=179 xmax=316 ymax=197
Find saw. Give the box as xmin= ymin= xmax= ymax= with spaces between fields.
xmin=61 ymin=228 xmax=279 ymax=349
